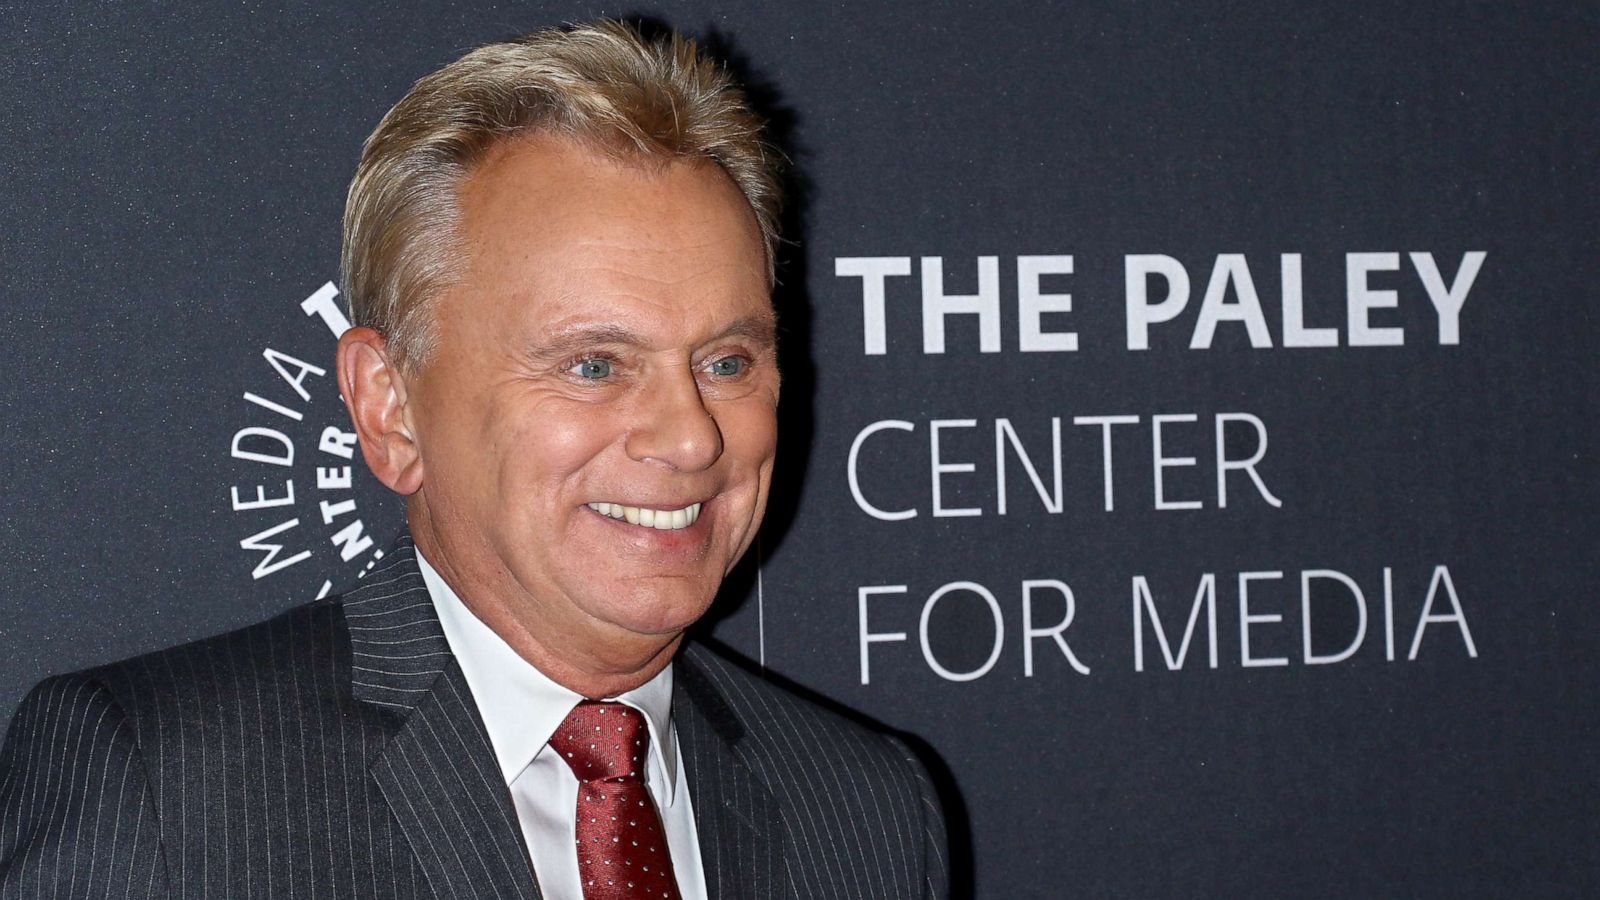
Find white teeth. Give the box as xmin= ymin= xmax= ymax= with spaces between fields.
xmin=586 ymin=501 xmax=702 ymax=531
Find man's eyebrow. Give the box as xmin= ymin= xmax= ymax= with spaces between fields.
xmin=707 ymin=312 xmax=779 ymax=348
xmin=525 ymin=324 xmax=644 ymax=364
xmin=524 ymin=312 xmax=778 ymax=364
xmin=531 ymin=321 xmax=643 ymax=357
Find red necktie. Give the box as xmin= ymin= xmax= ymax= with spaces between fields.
xmin=549 ymin=700 xmax=682 ymax=900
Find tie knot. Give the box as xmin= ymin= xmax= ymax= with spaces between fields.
xmin=549 ymin=700 xmax=650 ymax=783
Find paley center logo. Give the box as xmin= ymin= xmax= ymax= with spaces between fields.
xmin=225 ymin=282 xmax=396 ymax=601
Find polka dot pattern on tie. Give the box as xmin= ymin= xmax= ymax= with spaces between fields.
xmin=549 ymin=700 xmax=681 ymax=900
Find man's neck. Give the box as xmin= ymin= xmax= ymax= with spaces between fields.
xmin=408 ymin=513 xmax=682 ymax=699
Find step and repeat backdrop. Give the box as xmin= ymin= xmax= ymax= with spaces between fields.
xmin=3 ymin=2 xmax=1595 ymax=897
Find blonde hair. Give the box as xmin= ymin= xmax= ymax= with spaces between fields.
xmin=341 ymin=20 xmax=782 ymax=368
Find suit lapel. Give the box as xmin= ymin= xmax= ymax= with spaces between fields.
xmin=345 ymin=535 xmax=541 ymax=900
xmin=675 ymin=644 xmax=789 ymax=900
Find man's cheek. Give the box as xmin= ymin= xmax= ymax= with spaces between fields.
xmin=521 ymin=408 xmax=613 ymax=464
xmin=722 ymin=400 xmax=778 ymax=452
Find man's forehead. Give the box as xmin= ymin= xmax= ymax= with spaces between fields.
xmin=457 ymin=137 xmax=768 ymax=289
xmin=464 ymin=133 xmax=753 ymax=230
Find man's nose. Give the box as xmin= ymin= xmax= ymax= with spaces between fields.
xmin=625 ymin=367 xmax=723 ymax=471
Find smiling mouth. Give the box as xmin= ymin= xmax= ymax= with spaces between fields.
xmin=585 ymin=501 xmax=703 ymax=530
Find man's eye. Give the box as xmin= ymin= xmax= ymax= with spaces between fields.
xmin=708 ymin=356 xmax=745 ymax=377
xmin=572 ymin=358 xmax=612 ymax=379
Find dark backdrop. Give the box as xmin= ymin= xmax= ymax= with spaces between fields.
xmin=3 ymin=2 xmax=1596 ymax=897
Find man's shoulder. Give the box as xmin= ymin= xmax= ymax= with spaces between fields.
xmin=676 ymin=640 xmax=950 ymax=896
xmin=677 ymin=638 xmax=920 ymax=773
xmin=64 ymin=597 xmax=356 ymax=731
xmin=75 ymin=537 xmax=436 ymax=706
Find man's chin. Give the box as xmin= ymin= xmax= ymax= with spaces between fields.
xmin=569 ymin=570 xmax=707 ymax=627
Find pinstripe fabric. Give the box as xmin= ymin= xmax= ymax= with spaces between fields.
xmin=0 ymin=674 xmax=167 ymax=897
xmin=0 ymin=534 xmax=948 ymax=899
xmin=342 ymin=542 xmax=539 ymax=900
xmin=0 ymin=542 xmax=451 ymax=899
xmin=675 ymin=645 xmax=949 ymax=900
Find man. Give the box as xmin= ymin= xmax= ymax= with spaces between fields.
xmin=0 ymin=21 xmax=948 ymax=900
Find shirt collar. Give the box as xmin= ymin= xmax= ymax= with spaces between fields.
xmin=415 ymin=549 xmax=679 ymax=801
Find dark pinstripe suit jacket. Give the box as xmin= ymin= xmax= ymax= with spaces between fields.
xmin=0 ymin=538 xmax=948 ymax=899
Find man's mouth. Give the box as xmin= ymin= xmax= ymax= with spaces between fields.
xmin=585 ymin=501 xmax=703 ymax=531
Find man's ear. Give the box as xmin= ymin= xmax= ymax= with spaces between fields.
xmin=336 ymin=326 xmax=424 ymax=495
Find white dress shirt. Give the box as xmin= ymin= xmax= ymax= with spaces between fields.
xmin=417 ymin=551 xmax=708 ymax=900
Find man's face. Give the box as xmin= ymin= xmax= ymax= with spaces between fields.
xmin=405 ymin=134 xmax=777 ymax=663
